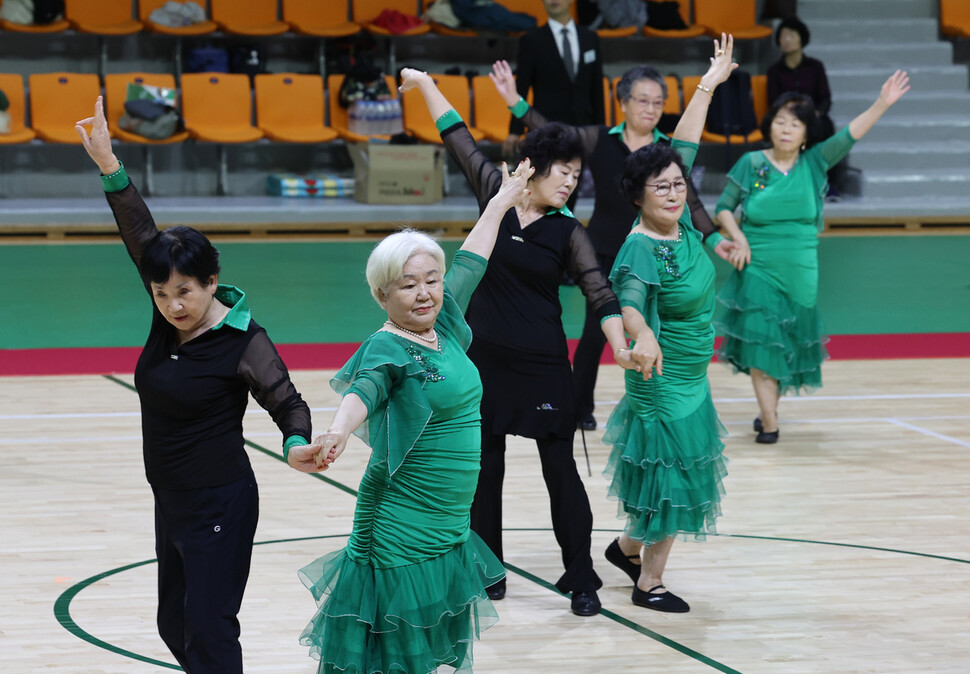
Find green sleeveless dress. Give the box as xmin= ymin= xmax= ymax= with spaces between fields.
xmin=298 ymin=251 xmax=505 ymax=673
xmin=714 ymin=127 xmax=856 ymax=393
xmin=603 ymin=141 xmax=728 ymax=544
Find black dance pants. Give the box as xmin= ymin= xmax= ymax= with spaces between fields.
xmin=470 ymin=431 xmax=602 ymax=594
xmin=152 ymin=469 xmax=259 ymax=674
xmin=572 ymin=253 xmax=616 ymax=420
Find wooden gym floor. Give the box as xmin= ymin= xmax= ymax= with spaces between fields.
xmin=1 ymin=358 xmax=969 ymax=673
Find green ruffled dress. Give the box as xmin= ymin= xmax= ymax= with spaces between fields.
xmin=714 ymin=127 xmax=856 ymax=393
xmin=603 ymin=141 xmax=728 ymax=545
xmin=298 ymin=251 xmax=506 ymax=674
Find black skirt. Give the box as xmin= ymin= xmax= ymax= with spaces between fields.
xmin=468 ymin=337 xmax=576 ymax=440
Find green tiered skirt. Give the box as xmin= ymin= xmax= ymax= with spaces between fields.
xmin=603 ymin=390 xmax=728 ymax=544
xmin=298 ymin=533 xmax=505 ymax=674
xmin=715 ymin=270 xmax=828 ymax=394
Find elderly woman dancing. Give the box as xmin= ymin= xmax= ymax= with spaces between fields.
xmin=602 ymin=35 xmax=736 ymax=613
xmin=286 ymin=160 xmax=534 ymax=672
xmin=714 ymin=70 xmax=910 ymax=443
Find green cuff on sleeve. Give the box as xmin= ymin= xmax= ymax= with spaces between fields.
xmin=100 ymin=162 xmax=130 ymax=193
xmin=704 ymin=231 xmax=725 ymax=250
xmin=434 ymin=109 xmax=463 ymax=133
xmin=509 ymin=97 xmax=529 ymax=119
xmin=599 ymin=313 xmax=623 ymax=325
xmin=282 ymin=434 xmax=309 ymax=462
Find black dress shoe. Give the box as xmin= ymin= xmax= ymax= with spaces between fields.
xmin=486 ymin=580 xmax=506 ymax=600
xmin=570 ymin=590 xmax=601 ymax=616
xmin=756 ymin=429 xmax=779 ymax=444
xmin=632 ymin=584 xmax=690 ymax=613
xmin=753 ymin=417 xmax=763 ymax=432
xmin=605 ymin=537 xmax=641 ymax=584
xmin=577 ymin=414 xmax=597 ymax=431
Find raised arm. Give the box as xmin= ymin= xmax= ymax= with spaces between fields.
xmin=847 ymin=70 xmax=909 ymax=141
xmin=672 ymin=34 xmax=738 ymax=145
xmin=75 ymin=96 xmax=158 ymax=275
xmin=400 ymin=67 xmax=501 ymax=206
xmin=460 ymin=159 xmax=534 ymax=259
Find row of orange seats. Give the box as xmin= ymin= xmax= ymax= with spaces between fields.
xmin=941 ymin=0 xmax=970 ymax=38
xmin=0 ymin=0 xmax=771 ymax=41
xmin=0 ymin=70 xmax=770 ymax=148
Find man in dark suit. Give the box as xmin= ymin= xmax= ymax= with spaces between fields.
xmin=504 ymin=0 xmax=605 ymax=160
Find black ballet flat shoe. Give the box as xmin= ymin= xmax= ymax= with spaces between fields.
xmin=577 ymin=414 xmax=597 ymax=431
xmin=632 ymin=584 xmax=690 ymax=613
xmin=756 ymin=429 xmax=780 ymax=444
xmin=605 ymin=537 xmax=641 ymax=584
xmin=753 ymin=417 xmax=763 ymax=432
xmin=486 ymin=580 xmax=506 ymax=601
xmin=570 ymin=590 xmax=602 ymax=617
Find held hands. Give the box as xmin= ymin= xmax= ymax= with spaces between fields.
xmin=75 ymin=96 xmax=120 ymax=175
xmin=489 ymin=59 xmax=519 ymax=107
xmin=630 ymin=332 xmax=663 ymax=381
xmin=878 ymin=70 xmax=910 ymax=107
xmin=399 ymin=68 xmax=432 ymax=94
xmin=287 ymin=441 xmax=326 ymax=473
xmin=715 ymin=236 xmax=751 ymax=271
xmin=309 ymin=430 xmax=350 ymax=471
xmin=493 ymin=158 xmax=534 ymax=211
xmin=701 ymin=33 xmax=739 ymax=91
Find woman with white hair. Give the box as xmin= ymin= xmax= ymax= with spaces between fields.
xmin=286 ymin=161 xmax=535 ymax=673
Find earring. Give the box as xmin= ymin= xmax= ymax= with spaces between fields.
xmin=800 ymin=143 xmax=806 ymax=151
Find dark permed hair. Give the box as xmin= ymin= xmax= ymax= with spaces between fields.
xmin=760 ymin=91 xmax=820 ymax=149
xmin=619 ymin=143 xmax=688 ymax=210
xmin=140 ymin=226 xmax=221 ymax=286
xmin=518 ymin=122 xmax=584 ymax=178
xmin=775 ymin=16 xmax=810 ymax=48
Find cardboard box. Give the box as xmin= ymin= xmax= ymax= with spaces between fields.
xmin=347 ymin=142 xmax=444 ymax=205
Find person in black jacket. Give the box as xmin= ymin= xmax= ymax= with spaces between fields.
xmin=75 ymin=97 xmax=315 ymax=674
xmin=504 ymin=0 xmax=605 ymax=160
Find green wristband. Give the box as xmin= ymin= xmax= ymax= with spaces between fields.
xmin=434 ymin=109 xmax=463 ymax=133
xmin=100 ymin=161 xmax=129 ymax=193
xmin=509 ymin=97 xmax=529 ymax=119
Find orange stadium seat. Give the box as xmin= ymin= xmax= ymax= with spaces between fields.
xmin=603 ymin=76 xmax=613 ymax=125
xmin=401 ymin=73 xmax=485 ymax=144
xmin=210 ymin=0 xmax=289 ymax=35
xmin=326 ymin=74 xmax=400 ymax=143
xmin=255 ymin=74 xmax=338 ymax=143
xmin=180 ymin=73 xmax=264 ymax=143
xmin=28 ymin=73 xmax=101 ymax=144
xmin=642 ymin=0 xmax=705 ymax=39
xmin=0 ymin=74 xmax=36 ymax=144
xmin=65 ymin=0 xmax=143 ymax=35
xmin=139 ymin=0 xmax=217 ymax=35
xmin=1 ymin=5 xmax=70 ymax=32
xmin=940 ymin=0 xmax=970 ymax=37
xmin=613 ymin=75 xmax=681 ymax=124
xmin=472 ymin=75 xmax=512 ymax=142
xmin=353 ymin=0 xmax=430 ymax=36
xmin=421 ymin=0 xmax=479 ymax=37
xmin=103 ymin=73 xmax=189 ymax=144
xmin=283 ymin=0 xmax=360 ymax=37
xmin=493 ymin=0 xmax=547 ymax=24
xmin=693 ymin=0 xmax=772 ymax=39
xmin=682 ymin=73 xmax=768 ymax=145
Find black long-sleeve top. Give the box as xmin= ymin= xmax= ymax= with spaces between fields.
xmin=439 ymin=120 xmax=621 ymax=358
xmin=106 ymin=180 xmax=311 ymax=490
xmin=516 ymin=106 xmax=720 ymax=258
xmin=766 ymin=55 xmax=832 ymax=114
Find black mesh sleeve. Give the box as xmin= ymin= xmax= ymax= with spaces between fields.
xmin=104 ymin=181 xmax=160 ymax=287
xmin=441 ymin=122 xmax=502 ymax=210
xmin=238 ymin=331 xmax=312 ymax=443
xmin=566 ymin=222 xmax=621 ymax=320
xmin=685 ymin=179 xmax=718 ymax=241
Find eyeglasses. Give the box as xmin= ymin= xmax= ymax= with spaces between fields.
xmin=644 ymin=179 xmax=688 ymax=196
xmin=627 ymin=97 xmax=665 ymax=109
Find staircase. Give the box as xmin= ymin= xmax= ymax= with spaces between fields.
xmin=798 ymin=0 xmax=970 ymax=216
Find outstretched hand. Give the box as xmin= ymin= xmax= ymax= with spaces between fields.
xmin=489 ymin=59 xmax=519 ymax=107
xmin=75 ymin=96 xmax=120 ymax=175
xmin=701 ymin=33 xmax=739 ymax=90
xmin=879 ymin=70 xmax=910 ymax=107
xmin=493 ymin=158 xmax=534 ymax=211
xmin=398 ymin=68 xmax=431 ymax=93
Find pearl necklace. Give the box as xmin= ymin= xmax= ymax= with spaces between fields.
xmin=384 ymin=320 xmax=437 ymax=343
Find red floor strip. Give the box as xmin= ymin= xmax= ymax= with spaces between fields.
xmin=1 ymin=333 xmax=968 ymax=377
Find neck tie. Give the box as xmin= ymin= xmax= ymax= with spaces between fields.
xmin=561 ymin=27 xmax=575 ymax=81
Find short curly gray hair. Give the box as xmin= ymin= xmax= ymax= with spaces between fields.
xmin=365 ymin=229 xmax=447 ymax=307
xmin=615 ymin=65 xmax=667 ymax=103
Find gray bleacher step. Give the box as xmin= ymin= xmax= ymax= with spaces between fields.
xmin=832 ymin=115 xmax=970 ymax=143
xmin=831 ymin=92 xmax=970 ymax=117
xmin=828 ymin=66 xmax=970 ymax=95
xmin=859 ymin=168 xmax=970 ymax=199
xmin=806 ymin=18 xmax=940 ymax=43
xmin=797 ymin=0 xmax=935 ymax=21
xmin=807 ymin=42 xmax=953 ymax=68
xmin=823 ymin=195 xmax=970 ymax=219
xmin=847 ymin=142 xmax=970 ymax=171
